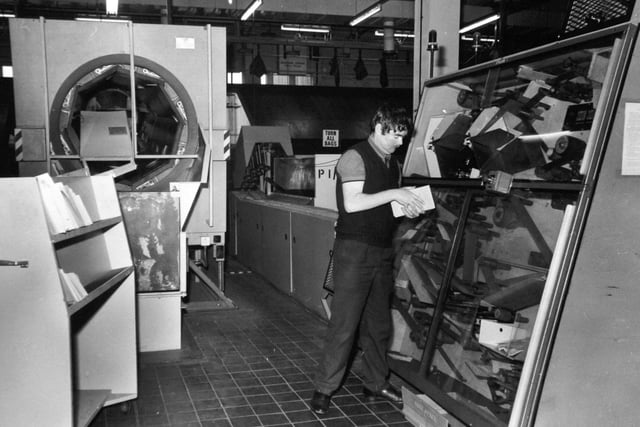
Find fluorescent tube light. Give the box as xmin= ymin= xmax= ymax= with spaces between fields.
xmin=374 ymin=30 xmax=414 ymax=38
xmin=106 ymin=0 xmax=118 ymax=15
xmin=75 ymin=16 xmax=129 ymax=23
xmin=240 ymin=0 xmax=262 ymax=21
xmin=349 ymin=2 xmax=382 ymax=26
xmin=0 ymin=12 xmax=15 ymax=18
xmin=281 ymin=24 xmax=331 ymax=34
xmin=461 ymin=35 xmax=496 ymax=43
xmin=459 ymin=14 xmax=500 ymax=34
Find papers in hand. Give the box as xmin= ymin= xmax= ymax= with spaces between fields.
xmin=391 ymin=185 xmax=435 ymax=217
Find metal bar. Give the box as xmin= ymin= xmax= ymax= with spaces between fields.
xmin=40 ymin=17 xmax=50 ymax=174
xmin=207 ymin=24 xmax=214 ymax=228
xmin=509 ymin=205 xmax=575 ymax=427
xmin=129 ymin=21 xmax=138 ymax=160
xmin=189 ymin=260 xmax=233 ymax=306
xmin=418 ymin=190 xmax=473 ymax=376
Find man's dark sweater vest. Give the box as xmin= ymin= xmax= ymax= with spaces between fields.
xmin=335 ymin=140 xmax=399 ymax=247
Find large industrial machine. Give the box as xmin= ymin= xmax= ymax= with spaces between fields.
xmin=9 ymin=18 xmax=229 ymax=350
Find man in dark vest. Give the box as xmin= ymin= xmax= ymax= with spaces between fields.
xmin=310 ymin=103 xmax=424 ymax=414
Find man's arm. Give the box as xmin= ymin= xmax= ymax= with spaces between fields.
xmin=342 ymin=181 xmax=424 ymax=217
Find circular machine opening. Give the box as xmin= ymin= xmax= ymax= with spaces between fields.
xmin=49 ymin=54 xmax=204 ymax=191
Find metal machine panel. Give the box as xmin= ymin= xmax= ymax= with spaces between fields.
xmin=391 ymin=23 xmax=637 ymax=427
xmin=19 ymin=128 xmax=46 ymax=161
xmin=535 ymin=21 xmax=640 ymax=427
xmin=9 ymin=19 xmax=48 ymax=127
xmin=43 ymin=20 xmax=130 ymax=113
xmin=132 ymin=24 xmax=219 ymax=138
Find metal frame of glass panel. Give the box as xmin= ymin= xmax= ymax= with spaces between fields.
xmin=393 ymin=23 xmax=637 ymax=427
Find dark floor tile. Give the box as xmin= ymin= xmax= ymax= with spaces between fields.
xmin=190 ymin=389 xmax=218 ymax=401
xmin=258 ymin=412 xmax=290 ymax=426
xmin=200 ymin=419 xmax=232 ymax=427
xmin=374 ymin=410 xmax=408 ymax=424
xmin=245 ymin=394 xmax=275 ymax=405
xmin=229 ymin=415 xmax=262 ymax=427
xmin=224 ymin=405 xmax=255 ymax=418
xmin=349 ymin=414 xmax=385 ymax=426
xmin=234 ymin=376 xmax=262 ymax=388
xmin=251 ymin=402 xmax=281 ymax=415
xmin=288 ymin=380 xmax=315 ymax=393
xmin=167 ymin=411 xmax=199 ymax=424
xmin=219 ymin=395 xmax=249 ymax=408
xmin=215 ymin=386 xmax=243 ymax=398
xmin=260 ymin=375 xmax=286 ymax=385
xmin=192 ymin=398 xmax=222 ymax=411
xmin=318 ymin=417 xmax=355 ymax=426
xmin=332 ymin=395 xmax=361 ymax=406
xmin=164 ymin=400 xmax=195 ymax=413
xmin=139 ymin=413 xmax=170 ymax=426
xmin=241 ymin=385 xmax=268 ymax=396
xmin=270 ymin=391 xmax=299 ymax=403
xmin=285 ymin=409 xmax=319 ymax=423
xmin=264 ymin=384 xmax=292 ymax=395
xmin=196 ymin=407 xmax=228 ymax=421
xmin=288 ymin=421 xmax=323 ymax=426
xmin=340 ymin=404 xmax=373 ymax=417
xmin=254 ymin=368 xmax=280 ymax=378
xmin=363 ymin=401 xmax=398 ymax=413
xmin=278 ymin=400 xmax=308 ymax=412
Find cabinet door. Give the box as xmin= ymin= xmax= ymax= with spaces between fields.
xmin=261 ymin=206 xmax=291 ymax=294
xmin=236 ymin=200 xmax=262 ymax=272
xmin=291 ymin=212 xmax=336 ymax=317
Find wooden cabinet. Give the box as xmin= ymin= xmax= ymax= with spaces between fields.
xmin=0 ymin=176 xmax=137 ymax=427
xmin=291 ymin=212 xmax=335 ymax=317
xmin=232 ymin=193 xmax=338 ymax=317
xmin=236 ymin=199 xmax=262 ymax=272
xmin=261 ymin=207 xmax=291 ymax=294
xmin=235 ymin=198 xmax=292 ymax=293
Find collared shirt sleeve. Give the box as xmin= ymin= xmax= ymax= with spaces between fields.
xmin=336 ymin=149 xmax=365 ymax=183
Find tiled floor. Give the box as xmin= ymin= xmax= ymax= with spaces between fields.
xmin=90 ymin=258 xmax=413 ymax=427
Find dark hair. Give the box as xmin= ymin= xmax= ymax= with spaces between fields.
xmin=370 ymin=103 xmax=413 ymax=134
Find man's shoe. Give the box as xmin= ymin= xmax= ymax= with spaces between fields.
xmin=363 ymin=385 xmax=402 ymax=404
xmin=310 ymin=391 xmax=331 ymax=414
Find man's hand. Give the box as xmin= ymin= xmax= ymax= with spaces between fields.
xmin=394 ymin=188 xmax=424 ymax=218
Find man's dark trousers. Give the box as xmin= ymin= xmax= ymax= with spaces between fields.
xmin=314 ymin=238 xmax=394 ymax=395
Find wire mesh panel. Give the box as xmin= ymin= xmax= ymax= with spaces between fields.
xmin=564 ymin=0 xmax=633 ymax=34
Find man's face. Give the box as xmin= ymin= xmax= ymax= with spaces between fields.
xmin=374 ymin=123 xmax=408 ymax=155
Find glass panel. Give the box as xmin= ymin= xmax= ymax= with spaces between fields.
xmin=425 ymin=189 xmax=576 ymax=425
xmin=391 ymin=187 xmax=466 ymax=364
xmin=404 ymin=31 xmax=621 ymax=183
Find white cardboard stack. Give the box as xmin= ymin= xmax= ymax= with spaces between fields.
xmin=402 ymin=386 xmax=449 ymax=427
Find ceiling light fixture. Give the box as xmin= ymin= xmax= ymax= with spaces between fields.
xmin=0 ymin=12 xmax=15 ymax=18
xmin=461 ymin=35 xmax=495 ymax=43
xmin=349 ymin=2 xmax=382 ymax=26
xmin=106 ymin=0 xmax=118 ymax=15
xmin=75 ymin=16 xmax=129 ymax=22
xmin=281 ymin=24 xmax=331 ymax=34
xmin=459 ymin=13 xmax=500 ymax=34
xmin=240 ymin=0 xmax=262 ymax=21
xmin=374 ymin=29 xmax=414 ymax=38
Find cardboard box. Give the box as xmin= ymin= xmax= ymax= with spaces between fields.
xmin=402 ymin=387 xmax=449 ymax=427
